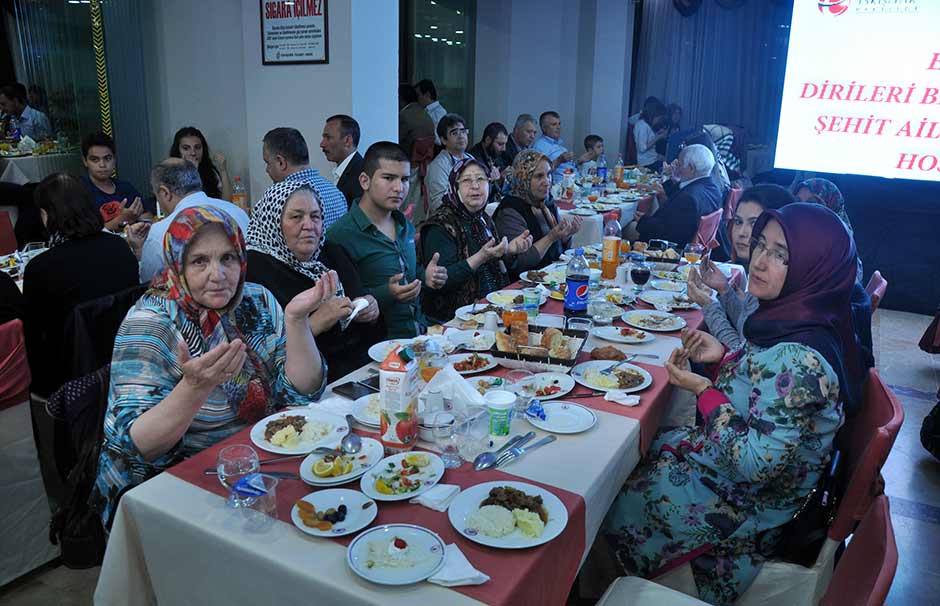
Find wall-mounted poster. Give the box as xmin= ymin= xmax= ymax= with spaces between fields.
xmin=260 ymin=0 xmax=329 ymax=65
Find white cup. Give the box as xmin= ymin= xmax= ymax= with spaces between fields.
xmin=483 ymin=311 xmax=499 ymax=332
xmin=484 ymin=390 xmax=515 ymax=436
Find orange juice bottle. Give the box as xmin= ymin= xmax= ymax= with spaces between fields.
xmin=601 ymin=213 xmax=622 ymax=280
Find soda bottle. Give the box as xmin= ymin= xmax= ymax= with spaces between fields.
xmin=601 ymin=212 xmax=622 ymax=280
xmin=612 ymin=153 xmax=625 ymax=184
xmin=597 ymin=153 xmax=608 ymax=183
xmin=231 ymin=176 xmax=249 ymax=213
xmin=5 ymin=116 xmax=21 ymax=143
xmin=564 ymin=248 xmax=590 ymax=318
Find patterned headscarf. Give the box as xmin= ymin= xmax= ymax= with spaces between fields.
xmin=792 ymin=178 xmax=852 ymax=230
xmin=150 ymin=205 xmax=274 ymax=423
xmin=247 ymin=179 xmax=343 ymax=294
xmin=509 ymin=149 xmax=553 ymax=203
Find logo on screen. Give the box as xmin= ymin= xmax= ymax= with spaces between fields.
xmin=817 ymin=0 xmax=850 ymax=15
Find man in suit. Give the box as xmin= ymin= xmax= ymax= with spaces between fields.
xmin=321 ymin=114 xmax=364 ymax=207
xmin=624 ymin=144 xmax=722 ymax=248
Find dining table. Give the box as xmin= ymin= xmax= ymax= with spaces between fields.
xmin=94 ymin=261 xmax=742 ymax=606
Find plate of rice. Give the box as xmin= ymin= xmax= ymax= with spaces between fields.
xmin=250 ymin=408 xmax=348 ymax=455
xmin=447 ymin=481 xmax=568 ymax=549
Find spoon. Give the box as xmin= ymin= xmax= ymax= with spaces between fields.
xmin=473 ymin=431 xmax=535 ymax=471
xmin=340 ymin=414 xmax=362 ymax=454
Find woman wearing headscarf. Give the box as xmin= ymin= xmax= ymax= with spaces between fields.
xmin=492 ymin=150 xmax=581 ymax=277
xmin=792 ymin=177 xmax=863 ymax=283
xmin=602 ymin=203 xmax=859 ymax=605
xmin=93 ymin=206 xmax=329 ymax=526
xmin=246 ymin=180 xmax=380 ymax=381
xmin=419 ymin=158 xmax=533 ymax=323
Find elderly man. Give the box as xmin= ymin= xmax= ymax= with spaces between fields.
xmin=531 ymin=111 xmax=576 ymax=183
xmin=320 ymin=114 xmax=364 ymax=207
xmin=502 ymin=114 xmax=538 ymax=166
xmin=135 ymin=158 xmax=249 ymax=282
xmin=262 ymin=127 xmax=347 ymax=229
xmin=421 ymin=113 xmax=472 ymax=223
xmin=624 ymin=144 xmax=722 ymax=247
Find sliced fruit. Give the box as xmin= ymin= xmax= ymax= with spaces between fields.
xmin=343 ymin=460 xmax=354 ymax=474
xmin=313 ymin=459 xmax=334 ymax=477
xmin=404 ymin=453 xmax=430 ymax=467
xmin=375 ymin=478 xmax=393 ymax=495
xmin=296 ymin=500 xmax=315 ymax=514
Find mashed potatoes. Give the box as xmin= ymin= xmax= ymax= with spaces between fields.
xmin=467 ymin=505 xmax=516 ymax=538
xmin=512 ymin=508 xmax=545 ymax=538
xmin=270 ymin=420 xmax=332 ymax=448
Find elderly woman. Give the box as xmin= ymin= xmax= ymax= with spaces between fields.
xmin=419 ymin=158 xmax=532 ymax=323
xmin=792 ymin=177 xmax=863 ymax=282
xmin=93 ymin=206 xmax=329 ymax=525
xmin=602 ymin=203 xmax=862 ymax=605
xmin=492 ymin=150 xmax=580 ymax=278
xmin=246 ymin=180 xmax=380 ymax=381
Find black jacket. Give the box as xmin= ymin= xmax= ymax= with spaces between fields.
xmin=637 ymin=177 xmax=722 ymax=247
xmin=336 ymin=152 xmax=364 ymax=208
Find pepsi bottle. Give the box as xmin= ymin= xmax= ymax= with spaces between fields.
xmin=564 ymin=248 xmax=590 ymax=318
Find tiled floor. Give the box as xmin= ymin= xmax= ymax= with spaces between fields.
xmin=2 ymin=309 xmax=938 ymax=606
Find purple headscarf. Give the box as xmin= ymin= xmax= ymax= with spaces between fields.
xmin=744 ymin=203 xmax=862 ymax=410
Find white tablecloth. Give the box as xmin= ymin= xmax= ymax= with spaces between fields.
xmin=485 ymin=200 xmax=637 ymax=250
xmin=95 ymin=361 xmax=645 ymax=606
xmin=0 ymin=152 xmax=84 ymax=185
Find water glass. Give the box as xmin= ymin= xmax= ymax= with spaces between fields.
xmin=506 ymin=369 xmax=535 ymax=414
xmin=683 ymin=243 xmax=704 ymax=265
xmin=217 ymin=445 xmax=260 ymax=508
xmin=566 ymin=317 xmax=594 ymax=335
xmin=432 ymin=410 xmax=465 ymax=469
xmin=241 ymin=474 xmax=278 ymax=532
xmin=457 ymin=407 xmax=491 ymax=461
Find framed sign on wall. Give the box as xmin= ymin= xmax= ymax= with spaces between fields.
xmin=260 ymin=0 xmax=329 ymax=65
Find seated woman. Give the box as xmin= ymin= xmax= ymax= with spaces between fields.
xmin=602 ymin=203 xmax=862 ymax=605
xmin=687 ymin=184 xmax=795 ymax=351
xmin=792 ymin=177 xmax=863 ymax=282
xmin=419 ymin=158 xmax=533 ymax=323
xmin=169 ymin=127 xmax=233 ymax=202
xmin=93 ymin=206 xmax=329 ymax=525
xmin=246 ymin=181 xmax=381 ymax=382
xmin=492 ymin=150 xmax=580 ymax=278
xmin=23 ymin=173 xmax=140 ymax=397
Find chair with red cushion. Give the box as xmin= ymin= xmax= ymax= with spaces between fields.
xmin=694 ymin=208 xmax=723 ymax=250
xmin=865 ymin=271 xmax=887 ymax=312
xmin=0 ymin=210 xmax=16 ymax=255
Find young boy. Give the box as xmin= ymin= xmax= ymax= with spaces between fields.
xmin=577 ymin=134 xmax=605 ymax=177
xmin=81 ymin=132 xmax=154 ymax=231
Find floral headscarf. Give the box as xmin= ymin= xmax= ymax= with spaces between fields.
xmin=792 ymin=178 xmax=852 ymax=231
xmin=150 ymin=205 xmax=274 ymax=423
xmin=509 ymin=149 xmax=553 ymax=203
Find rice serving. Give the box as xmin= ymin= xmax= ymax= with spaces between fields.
xmin=467 ymin=505 xmax=515 ymax=538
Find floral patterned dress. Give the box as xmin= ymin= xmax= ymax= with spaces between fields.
xmin=603 ymin=342 xmax=843 ymax=605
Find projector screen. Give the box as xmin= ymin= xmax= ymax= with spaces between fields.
xmin=775 ymin=0 xmax=940 ymax=182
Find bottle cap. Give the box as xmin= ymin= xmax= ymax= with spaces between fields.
xmin=575 ymin=248 xmax=584 ymax=255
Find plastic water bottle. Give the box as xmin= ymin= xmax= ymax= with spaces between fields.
xmin=232 ymin=176 xmax=249 ymax=213
xmin=602 ymin=212 xmax=623 ymax=280
xmin=597 ymin=153 xmax=608 ymax=183
xmin=564 ymin=248 xmax=590 ymax=318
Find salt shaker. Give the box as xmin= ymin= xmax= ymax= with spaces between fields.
xmin=483 ymin=311 xmax=499 ymax=332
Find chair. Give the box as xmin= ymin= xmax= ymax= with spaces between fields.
xmin=694 ymin=208 xmax=724 ymax=250
xmin=0 ymin=211 xmax=16 ymax=255
xmin=626 ymin=123 xmax=638 ymax=166
xmin=865 ymin=271 xmax=887 ymax=312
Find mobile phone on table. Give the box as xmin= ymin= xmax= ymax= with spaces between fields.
xmin=331 ymin=373 xmax=380 ymax=400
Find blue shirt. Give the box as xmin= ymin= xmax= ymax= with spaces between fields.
xmin=81 ymin=176 xmax=155 ymax=221
xmin=14 ymin=105 xmax=52 ymax=140
xmin=139 ymin=191 xmax=250 ymax=282
xmin=282 ymin=167 xmax=347 ymax=230
xmin=531 ymin=135 xmax=575 ymax=183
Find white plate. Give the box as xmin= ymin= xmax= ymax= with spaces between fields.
xmin=291 ymin=489 xmax=377 ymax=537
xmin=454 ymin=303 xmax=504 ymax=325
xmin=447 ymin=353 xmax=498 ymax=375
xmin=650 ymin=279 xmax=685 ymax=292
xmin=570 ymin=360 xmax=653 ymax=393
xmin=368 ymin=339 xmax=410 ymax=363
xmin=591 ymin=325 xmax=655 ymax=344
xmin=447 ymin=481 xmax=568 ymax=549
xmin=639 ymin=290 xmax=699 ymax=310
xmin=250 ymin=409 xmax=348 ymax=455
xmin=564 ymin=246 xmax=601 ymax=259
xmin=652 ymin=269 xmax=686 ymax=282
xmin=621 ymin=310 xmax=688 ymax=332
xmin=352 ymin=393 xmax=381 ymax=427
xmin=597 ymin=288 xmax=636 ymax=306
xmin=520 ymin=265 xmax=566 ymax=285
xmin=568 ymin=207 xmax=596 ymax=216
xmin=360 ymin=452 xmax=446 ymax=502
xmin=470 ymin=374 xmax=509 ymax=395
xmin=486 ymin=289 xmax=547 ymax=307
xmin=347 ymin=524 xmax=446 ymax=585
xmin=299 ymin=438 xmax=384 ymax=486
xmin=526 ymin=401 xmax=597 ymax=434
xmin=516 ymin=372 xmax=575 ymax=400
xmin=446 ymin=329 xmax=495 ymax=351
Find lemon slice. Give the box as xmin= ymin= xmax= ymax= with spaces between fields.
xmin=343 ymin=460 xmax=353 ymax=474
xmin=404 ymin=453 xmax=430 ymax=467
xmin=313 ymin=459 xmax=334 ymax=477
xmin=375 ymin=478 xmax=393 ymax=494
xmin=330 ymin=457 xmax=345 ymax=477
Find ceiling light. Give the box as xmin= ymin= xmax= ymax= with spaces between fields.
xmin=457 ymin=10 xmax=461 ymax=14
xmin=431 ymin=37 xmax=439 ymax=42
xmin=429 ymin=25 xmax=438 ymax=29
xmin=414 ymin=33 xmax=422 ymax=38
xmin=455 ymin=30 xmax=464 ymax=34
xmin=446 ymin=41 xmax=453 ymax=45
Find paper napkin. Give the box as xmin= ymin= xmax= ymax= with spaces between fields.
xmin=409 ymin=484 xmax=460 ymax=512
xmin=428 ymin=544 xmax=491 ymax=587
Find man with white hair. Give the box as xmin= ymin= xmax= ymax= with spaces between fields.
xmin=624 ymin=143 xmax=722 ymax=247
xmin=502 ymin=113 xmax=538 ymax=166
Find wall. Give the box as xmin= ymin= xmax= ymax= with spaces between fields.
xmin=143 ymin=0 xmax=398 ymax=202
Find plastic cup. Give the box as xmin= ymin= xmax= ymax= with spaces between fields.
xmin=484 ymin=390 xmax=515 ymax=437
xmin=238 ymin=474 xmax=278 ymax=532
xmin=522 ymin=287 xmax=541 ymax=318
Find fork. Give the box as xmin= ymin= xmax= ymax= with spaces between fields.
xmin=495 ymin=435 xmax=557 ymax=468
xmin=600 ymin=357 xmax=637 ymax=376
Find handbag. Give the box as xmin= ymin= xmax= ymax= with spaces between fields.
xmin=919 ymin=305 xmax=940 ymax=354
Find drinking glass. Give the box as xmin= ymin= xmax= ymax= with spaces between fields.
xmin=506 ymin=369 xmax=535 ymax=414
xmin=630 ymin=260 xmax=651 ymax=294
xmin=683 ymin=243 xmax=705 ymax=265
xmin=566 ymin=317 xmax=594 ymax=335
xmin=432 ymin=410 xmax=465 ymax=469
xmin=457 ymin=407 xmax=491 ymax=461
xmin=241 ymin=474 xmax=278 ymax=532
xmin=217 ymin=444 xmax=260 ymax=508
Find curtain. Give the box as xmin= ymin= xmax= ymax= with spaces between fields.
xmin=633 ymin=0 xmax=792 ymax=144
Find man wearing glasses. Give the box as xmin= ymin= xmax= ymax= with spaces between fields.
xmin=421 ymin=113 xmax=473 ymax=224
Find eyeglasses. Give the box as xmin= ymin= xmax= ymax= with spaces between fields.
xmin=448 ymin=127 xmax=469 ymax=136
xmin=457 ymin=176 xmax=488 ymax=187
xmin=750 ymin=237 xmax=789 ymax=266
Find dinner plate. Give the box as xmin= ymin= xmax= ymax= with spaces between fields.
xmin=597 ymin=288 xmax=636 ymax=306
xmin=486 ymin=289 xmax=547 ymax=307
xmin=591 ymin=325 xmax=655 ymax=344
xmin=446 ymin=329 xmax=495 ymax=351
xmin=650 ymin=279 xmax=685 ymax=292
xmin=249 ymin=409 xmax=348 ymax=455
xmin=470 ymin=374 xmax=508 ymax=395
xmin=568 ymin=207 xmax=596 ymax=216
xmin=454 ymin=303 xmax=504 ymax=324
xmin=352 ymin=393 xmax=381 ymax=427
xmin=448 ymin=353 xmax=498 ymax=375
xmin=291 ymin=489 xmax=377 ymax=538
xmin=652 ymin=269 xmax=685 ymax=282
xmin=548 ymin=285 xmax=566 ymax=301
xmin=367 ymin=339 xmax=410 ymax=363
xmin=347 ymin=524 xmax=446 ymax=585
xmin=526 ymin=401 xmax=597 ymax=434
xmin=515 ymin=372 xmax=575 ymax=400
xmin=621 ymin=310 xmax=687 ymax=332
xmin=570 ymin=360 xmax=653 ymax=393
xmin=299 ymin=438 xmax=384 ymax=486
xmin=360 ymin=452 xmax=446 ymax=502
xmin=447 ymin=481 xmax=568 ymax=549
xmin=564 ymin=246 xmax=601 ymax=259
xmin=639 ymin=290 xmax=699 ymax=310
xmin=520 ymin=264 xmax=566 ymax=285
